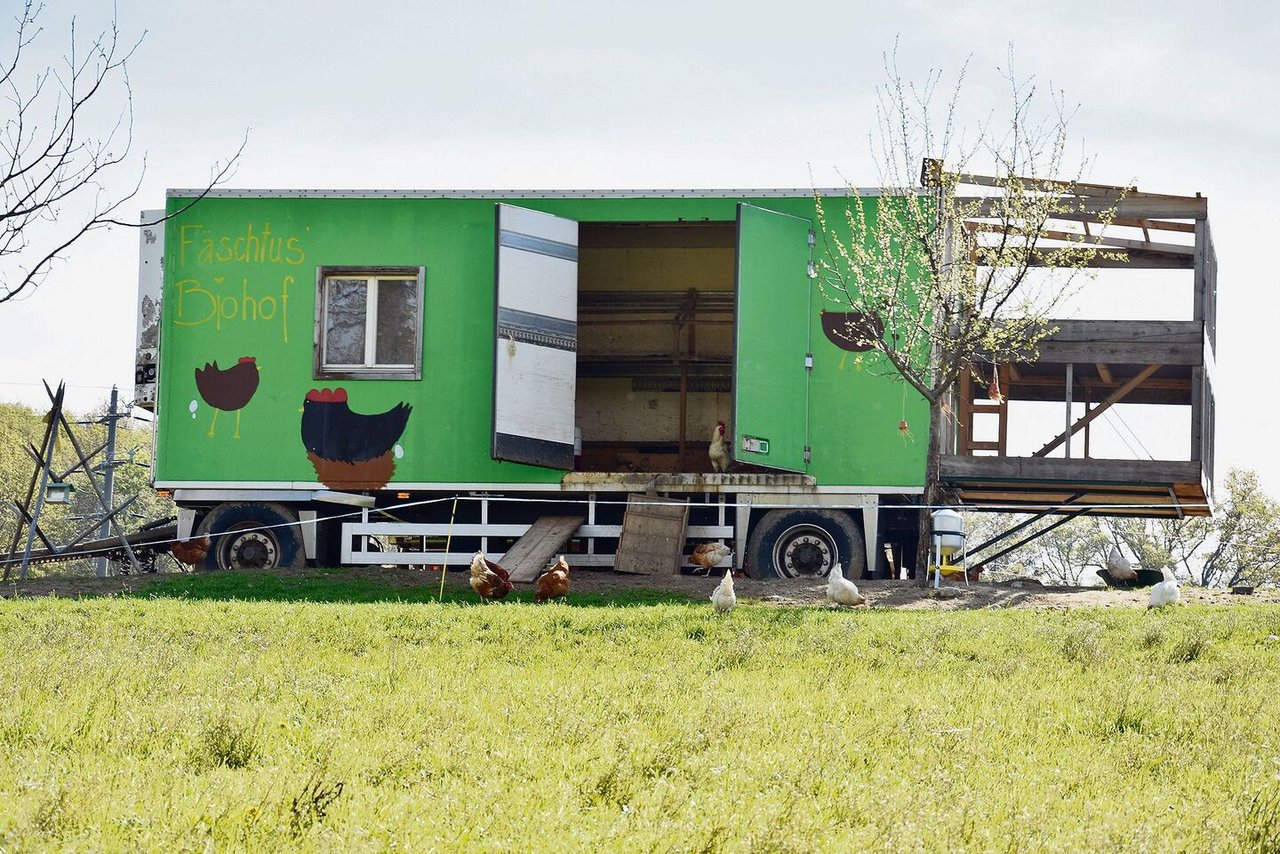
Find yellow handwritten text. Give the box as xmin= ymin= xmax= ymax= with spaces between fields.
xmin=178 ymin=223 xmax=306 ymax=267
xmin=174 ymin=274 xmax=293 ymax=343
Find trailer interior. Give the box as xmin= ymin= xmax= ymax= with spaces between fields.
xmin=575 ymin=221 xmax=738 ymax=474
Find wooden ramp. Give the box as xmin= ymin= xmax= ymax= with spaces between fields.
xmin=614 ymin=495 xmax=689 ymax=575
xmin=505 ymin=516 xmax=585 ymax=582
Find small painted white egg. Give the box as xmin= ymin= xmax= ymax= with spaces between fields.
xmin=189 ymin=400 xmax=198 ymax=418
xmin=393 ymin=444 xmax=404 ymax=459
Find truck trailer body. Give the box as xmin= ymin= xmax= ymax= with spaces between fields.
xmin=137 ymin=189 xmax=929 ymax=579
xmin=135 ymin=183 xmax=1217 ymax=580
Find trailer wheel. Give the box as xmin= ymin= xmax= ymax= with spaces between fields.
xmin=746 ymin=508 xmax=865 ymax=580
xmin=195 ymin=502 xmax=305 ymax=572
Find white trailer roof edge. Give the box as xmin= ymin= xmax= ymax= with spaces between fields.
xmin=164 ymin=187 xmax=904 ymax=200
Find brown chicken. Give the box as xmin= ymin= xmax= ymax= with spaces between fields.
xmin=469 ymin=551 xmax=514 ymax=601
xmin=535 ymin=555 xmax=570 ymax=603
xmin=689 ymin=541 xmax=732 ymax=575
xmin=170 ymin=536 xmax=211 ymax=566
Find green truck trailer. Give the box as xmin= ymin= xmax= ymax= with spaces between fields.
xmin=135 ymin=189 xmax=932 ymax=578
xmin=134 ymin=184 xmax=1216 ymax=579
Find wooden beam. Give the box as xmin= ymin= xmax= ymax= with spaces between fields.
xmin=967 ymin=195 xmax=1208 ymax=220
xmin=968 ymin=223 xmax=1195 ymax=256
xmin=953 ymin=171 xmax=1135 ymax=196
xmin=1048 ymin=213 xmax=1197 ymax=234
xmin=1033 ymin=363 xmax=1162 ymax=457
xmin=978 ymin=248 xmax=1194 ymax=269
xmin=1095 ymin=363 xmax=1113 ymax=385
xmin=941 ymin=453 xmax=1203 ymax=486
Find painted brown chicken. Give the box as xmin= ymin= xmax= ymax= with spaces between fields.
xmin=469 ymin=551 xmax=514 ymax=601
xmin=170 ymin=536 xmax=211 ymax=565
xmin=534 ymin=555 xmax=570 ymax=603
xmin=195 ymin=356 xmax=260 ymax=438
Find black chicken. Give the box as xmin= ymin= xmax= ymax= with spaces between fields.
xmin=301 ymin=387 xmax=412 ymax=490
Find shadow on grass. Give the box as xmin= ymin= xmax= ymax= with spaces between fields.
xmin=133 ymin=570 xmax=700 ymax=608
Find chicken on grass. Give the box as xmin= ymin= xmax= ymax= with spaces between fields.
xmin=535 ymin=555 xmax=570 ymax=603
xmin=1148 ymin=566 xmax=1181 ymax=609
xmin=710 ymin=568 xmax=736 ymax=614
xmin=470 ymin=552 xmax=514 ymax=601
xmin=826 ymin=562 xmax=868 ymax=607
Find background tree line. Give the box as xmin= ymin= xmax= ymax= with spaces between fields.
xmin=965 ymin=468 xmax=1280 ymax=588
xmin=0 ymin=399 xmax=175 ymax=577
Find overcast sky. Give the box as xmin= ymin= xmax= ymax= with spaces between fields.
xmin=2 ymin=1 xmax=1277 ymax=496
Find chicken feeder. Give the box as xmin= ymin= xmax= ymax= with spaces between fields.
xmin=930 ymin=509 xmax=966 ymax=589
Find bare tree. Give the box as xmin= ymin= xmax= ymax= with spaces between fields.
xmin=0 ymin=1 xmax=242 ymax=304
xmin=815 ymin=47 xmax=1124 ymax=581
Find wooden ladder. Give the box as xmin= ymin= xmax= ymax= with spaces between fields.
xmin=958 ymin=363 xmax=1009 ymax=455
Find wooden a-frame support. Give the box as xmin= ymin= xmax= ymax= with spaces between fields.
xmin=1 ymin=381 xmax=142 ymax=580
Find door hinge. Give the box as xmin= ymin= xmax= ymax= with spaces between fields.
xmin=807 ymin=229 xmax=816 ymax=247
xmin=804 ymin=353 xmax=813 ymax=370
xmin=804 ymin=446 xmax=812 ymax=464
xmin=806 ymin=260 xmax=817 ymax=279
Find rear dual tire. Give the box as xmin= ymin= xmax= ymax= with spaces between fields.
xmin=746 ymin=508 xmax=865 ymax=580
xmin=194 ymin=502 xmax=306 ymax=572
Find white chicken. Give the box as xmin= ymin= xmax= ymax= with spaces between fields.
xmin=826 ymin=562 xmax=868 ymax=607
xmin=708 ymin=420 xmax=731 ymax=473
xmin=689 ymin=541 xmax=732 ymax=575
xmin=710 ymin=568 xmax=736 ymax=614
xmin=1148 ymin=566 xmax=1181 ymax=609
xmin=1107 ymin=545 xmax=1138 ymax=582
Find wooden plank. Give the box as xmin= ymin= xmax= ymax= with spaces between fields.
xmin=614 ymin=495 xmax=688 ymax=575
xmin=1042 ymin=319 xmax=1202 ymax=343
xmin=941 ymin=454 xmax=1202 ymax=485
xmin=504 ymin=516 xmax=585 ymax=582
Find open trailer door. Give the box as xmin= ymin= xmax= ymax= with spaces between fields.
xmin=492 ymin=204 xmax=579 ymax=469
xmin=734 ymin=203 xmax=813 ymax=473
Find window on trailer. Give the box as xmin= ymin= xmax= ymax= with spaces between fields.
xmin=315 ymin=266 xmax=424 ymax=380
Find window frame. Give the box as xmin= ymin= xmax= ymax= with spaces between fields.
xmin=314 ymin=265 xmax=425 ymax=380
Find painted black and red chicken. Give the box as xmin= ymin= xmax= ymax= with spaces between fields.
xmin=301 ymin=387 xmax=412 ymax=490
xmin=195 ymin=356 xmax=260 ymax=438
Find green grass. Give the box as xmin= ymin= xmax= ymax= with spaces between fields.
xmin=137 ymin=568 xmax=695 ymax=607
xmin=2 ymin=595 xmax=1280 ymax=851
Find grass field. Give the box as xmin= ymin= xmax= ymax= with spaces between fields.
xmin=2 ymin=577 xmax=1280 ymax=851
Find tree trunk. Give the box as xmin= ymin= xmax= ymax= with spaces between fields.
xmin=914 ymin=399 xmax=946 ymax=587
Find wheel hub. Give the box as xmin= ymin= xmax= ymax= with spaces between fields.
xmin=775 ymin=524 xmax=838 ymax=578
xmin=227 ymin=530 xmax=278 ymax=569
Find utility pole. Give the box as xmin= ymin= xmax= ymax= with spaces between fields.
xmin=95 ymin=386 xmax=121 ymax=578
